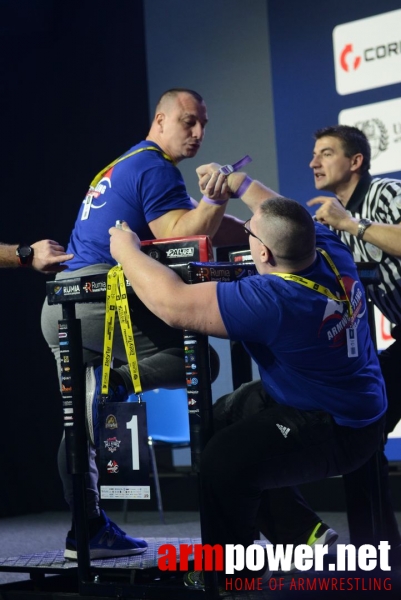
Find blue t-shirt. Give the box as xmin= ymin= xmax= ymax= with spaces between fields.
xmin=66 ymin=141 xmax=194 ymax=270
xmin=217 ymin=223 xmax=386 ymax=428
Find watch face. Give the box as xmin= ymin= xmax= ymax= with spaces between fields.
xmin=16 ymin=245 xmax=33 ymax=265
xmin=18 ymin=246 xmax=32 ymax=258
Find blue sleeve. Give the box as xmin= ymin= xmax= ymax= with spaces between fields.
xmin=140 ymin=163 xmax=194 ymax=223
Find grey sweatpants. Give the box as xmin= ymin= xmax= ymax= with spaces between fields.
xmin=41 ymin=264 xmax=186 ymax=518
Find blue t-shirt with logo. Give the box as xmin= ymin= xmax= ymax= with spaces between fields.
xmin=217 ymin=223 xmax=386 ymax=428
xmin=66 ymin=141 xmax=194 ymax=270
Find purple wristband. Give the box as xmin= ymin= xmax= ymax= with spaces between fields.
xmin=201 ymin=195 xmax=228 ymax=206
xmin=232 ymin=175 xmax=252 ymax=198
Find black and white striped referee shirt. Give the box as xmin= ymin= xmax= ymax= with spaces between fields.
xmin=335 ymin=172 xmax=401 ymax=326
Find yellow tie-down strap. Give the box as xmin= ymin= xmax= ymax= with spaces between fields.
xmin=102 ymin=265 xmax=142 ymax=397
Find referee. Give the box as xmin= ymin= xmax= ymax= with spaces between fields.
xmin=308 ymin=124 xmax=401 ymax=554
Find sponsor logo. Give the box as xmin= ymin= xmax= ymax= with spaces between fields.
xmin=63 ymin=284 xmax=80 ymax=296
xmin=54 ymin=286 xmax=63 ymax=295
xmin=107 ymin=460 xmax=119 ymax=474
xmin=339 ymin=98 xmax=401 ymax=175
xmin=83 ymin=280 xmax=107 ymax=294
xmin=166 ymin=247 xmax=195 ymax=257
xmin=104 ymin=437 xmax=121 ymax=453
xmin=333 ymin=9 xmax=401 ymax=94
xmin=188 ymin=398 xmax=197 ymax=407
xmin=58 ymin=332 xmax=68 ymax=338
xmin=105 ymin=415 xmax=118 ymax=430
xmin=276 ymin=424 xmax=290 ymax=438
xmin=63 ymin=366 xmax=71 ymax=372
xmin=186 ymin=377 xmax=199 ymax=386
xmin=59 ymin=341 xmax=69 ymax=346
xmin=83 ymin=172 xmax=112 ymax=210
xmin=63 ymin=355 xmax=70 ymax=363
xmin=319 ymin=277 xmax=365 ymax=346
xmin=62 ymin=384 xmax=72 ymax=393
xmin=58 ymin=323 xmax=67 ymax=330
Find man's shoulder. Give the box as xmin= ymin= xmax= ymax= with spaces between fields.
xmin=368 ymin=176 xmax=401 ymax=194
xmin=117 ymin=141 xmax=176 ymax=174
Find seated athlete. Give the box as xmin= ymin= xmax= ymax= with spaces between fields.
xmin=108 ymin=180 xmax=386 ymax=588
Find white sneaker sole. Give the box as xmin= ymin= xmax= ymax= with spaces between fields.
xmin=280 ymin=528 xmax=338 ymax=572
xmin=64 ymin=546 xmax=147 ymax=560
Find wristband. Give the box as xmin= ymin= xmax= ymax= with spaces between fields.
xmin=232 ymin=175 xmax=253 ymax=198
xmin=201 ymin=195 xmax=229 ymax=206
xmin=218 ymin=154 xmax=252 ymax=176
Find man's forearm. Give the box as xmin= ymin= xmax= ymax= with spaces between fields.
xmin=173 ymin=200 xmax=229 ymax=239
xmin=227 ymin=173 xmax=279 ymax=213
xmin=0 ymin=244 xmax=19 ymax=268
xmin=341 ymin=219 xmax=401 ymax=257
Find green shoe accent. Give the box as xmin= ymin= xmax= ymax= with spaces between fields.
xmin=306 ymin=522 xmax=323 ymax=546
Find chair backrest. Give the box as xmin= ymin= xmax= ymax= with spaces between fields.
xmin=128 ymin=388 xmax=190 ymax=444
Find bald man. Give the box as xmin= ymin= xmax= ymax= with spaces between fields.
xmin=41 ymin=88 xmax=246 ymax=560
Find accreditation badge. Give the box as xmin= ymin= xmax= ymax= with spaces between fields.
xmin=98 ymin=401 xmax=151 ymax=500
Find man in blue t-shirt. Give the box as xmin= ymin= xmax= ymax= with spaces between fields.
xmin=41 ymin=88 xmax=246 ymax=560
xmin=109 ymin=190 xmax=386 ymax=588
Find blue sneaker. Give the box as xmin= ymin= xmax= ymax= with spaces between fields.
xmin=85 ymin=365 xmax=128 ymax=447
xmin=64 ymin=510 xmax=148 ymax=560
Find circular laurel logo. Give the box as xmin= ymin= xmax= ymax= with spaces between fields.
xmin=355 ymin=119 xmax=389 ymax=160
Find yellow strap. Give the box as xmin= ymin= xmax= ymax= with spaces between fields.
xmin=90 ymin=146 xmax=174 ymax=189
xmin=102 ymin=266 xmax=142 ymax=398
xmin=271 ymin=248 xmax=353 ymax=318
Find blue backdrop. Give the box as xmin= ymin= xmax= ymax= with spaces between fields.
xmin=268 ymin=0 xmax=401 ymax=205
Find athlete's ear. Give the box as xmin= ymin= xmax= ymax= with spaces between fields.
xmin=155 ymin=112 xmax=165 ymax=131
xmin=260 ymin=244 xmax=272 ymax=265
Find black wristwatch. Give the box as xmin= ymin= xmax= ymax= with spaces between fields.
xmin=356 ymin=218 xmax=373 ymax=241
xmin=16 ymin=244 xmax=34 ymax=267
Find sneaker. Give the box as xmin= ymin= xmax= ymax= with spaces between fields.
xmin=280 ymin=522 xmax=338 ymax=572
xmin=64 ymin=510 xmax=148 ymax=560
xmin=184 ymin=565 xmax=272 ymax=591
xmin=86 ymin=365 xmax=128 ymax=447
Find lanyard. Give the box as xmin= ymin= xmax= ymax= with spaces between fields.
xmin=102 ymin=265 xmax=142 ymax=399
xmin=271 ymin=248 xmax=353 ymax=319
xmin=90 ymin=145 xmax=174 ymax=188
xmin=82 ymin=146 xmax=174 ymax=221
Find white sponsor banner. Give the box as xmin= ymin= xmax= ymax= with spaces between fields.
xmin=339 ymin=98 xmax=401 ymax=175
xmin=333 ymin=9 xmax=401 ymax=95
xmin=373 ymin=306 xmax=401 ymax=441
